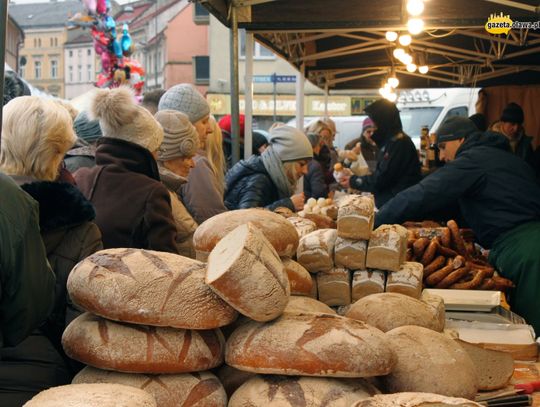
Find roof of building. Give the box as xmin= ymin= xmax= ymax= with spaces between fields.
xmin=9 ymin=1 xmax=83 ymax=29
xmin=115 ymin=0 xmax=152 ymax=25
xmin=65 ymin=32 xmax=92 ymax=45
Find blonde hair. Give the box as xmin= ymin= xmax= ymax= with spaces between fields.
xmin=54 ymin=99 xmax=79 ymax=121
xmin=305 ymin=118 xmax=335 ymax=146
xmin=283 ymin=161 xmax=301 ymax=187
xmin=206 ymin=116 xmax=226 ymax=194
xmin=1 ymin=96 xmax=76 ymax=181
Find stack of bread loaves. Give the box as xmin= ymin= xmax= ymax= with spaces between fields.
xmin=295 ymin=194 xmax=425 ymax=307
xmin=63 ymin=248 xmax=235 ymax=406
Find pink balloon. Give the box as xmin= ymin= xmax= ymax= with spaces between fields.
xmin=96 ymin=0 xmax=106 ymax=14
xmin=83 ymin=0 xmax=97 ymax=14
xmin=101 ymin=52 xmax=111 ymax=71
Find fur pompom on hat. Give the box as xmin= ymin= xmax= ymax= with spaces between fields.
xmin=268 ymin=125 xmax=313 ymax=162
xmin=155 ymin=110 xmax=200 ymax=161
xmin=158 ymin=84 xmax=210 ymax=124
xmin=90 ymin=87 xmax=163 ymax=152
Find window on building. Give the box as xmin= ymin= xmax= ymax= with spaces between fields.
xmin=148 ymin=54 xmax=153 ymax=74
xmin=33 ymin=38 xmax=37 ymax=47
xmin=51 ymin=60 xmax=58 ymax=78
xmin=87 ymin=49 xmax=91 ymax=56
xmin=78 ymin=65 xmax=82 ymax=82
xmin=193 ymin=3 xmax=210 ymax=24
xmin=69 ymin=50 xmax=73 ymax=58
xmin=157 ymin=50 xmax=162 ymax=70
xmin=38 ymin=38 xmax=41 ymax=47
xmin=69 ymin=65 xmax=73 ymax=82
xmin=193 ymin=56 xmax=209 ymax=85
xmin=55 ymin=38 xmax=58 ymax=46
xmin=19 ymin=65 xmax=25 ymax=78
xmin=239 ymin=29 xmax=275 ymax=59
xmin=87 ymin=64 xmax=92 ymax=81
xmin=78 ymin=49 xmax=82 ymax=58
xmin=34 ymin=61 xmax=41 ymax=79
xmin=50 ymin=38 xmax=53 ymax=46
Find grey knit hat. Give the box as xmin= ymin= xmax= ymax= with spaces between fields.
xmin=268 ymin=125 xmax=313 ymax=162
xmin=155 ymin=110 xmax=200 ymax=161
xmin=73 ymin=111 xmax=102 ymax=143
xmin=158 ymin=84 xmax=210 ymax=124
xmin=436 ymin=116 xmax=477 ymax=144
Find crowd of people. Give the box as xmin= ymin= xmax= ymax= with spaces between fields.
xmin=1 ymin=74 xmax=540 ymax=404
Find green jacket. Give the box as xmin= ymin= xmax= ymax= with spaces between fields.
xmin=0 ymin=173 xmax=55 ymax=348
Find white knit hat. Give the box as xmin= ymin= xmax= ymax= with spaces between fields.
xmin=90 ymin=87 xmax=163 ymax=152
xmin=155 ymin=110 xmax=200 ymax=161
xmin=268 ymin=125 xmax=313 ymax=162
xmin=158 ymin=84 xmax=210 ymax=124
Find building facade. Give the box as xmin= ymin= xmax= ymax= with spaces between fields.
xmin=6 ymin=15 xmax=24 ymax=70
xmin=10 ymin=1 xmax=83 ymax=98
xmin=64 ymin=30 xmax=97 ymax=100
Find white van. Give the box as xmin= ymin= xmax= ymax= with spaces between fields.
xmin=397 ymin=88 xmax=480 ymax=149
xmin=286 ymin=115 xmax=367 ymax=150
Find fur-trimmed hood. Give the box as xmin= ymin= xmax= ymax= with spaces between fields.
xmin=13 ymin=178 xmax=96 ymax=232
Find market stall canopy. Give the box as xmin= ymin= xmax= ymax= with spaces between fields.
xmin=200 ymin=0 xmax=540 ymax=90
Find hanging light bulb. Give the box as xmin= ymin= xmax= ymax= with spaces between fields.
xmin=406 ymin=63 xmax=417 ymax=72
xmin=408 ymin=18 xmax=425 ymax=35
xmin=386 ymin=31 xmax=398 ymax=42
xmin=379 ymin=87 xmax=386 ymax=96
xmin=388 ymin=76 xmax=399 ymax=88
xmin=419 ymin=65 xmax=429 ymax=74
xmin=387 ymin=92 xmax=398 ymax=102
xmin=398 ymin=34 xmax=412 ymax=46
xmin=393 ymin=48 xmax=405 ymax=59
xmin=401 ymin=53 xmax=413 ymax=65
xmin=406 ymin=0 xmax=424 ymax=16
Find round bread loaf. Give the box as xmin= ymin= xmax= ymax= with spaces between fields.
xmin=216 ymin=364 xmax=256 ymax=398
xmin=287 ymin=216 xmax=317 ymax=238
xmin=23 ymin=383 xmax=156 ymax=407
xmin=229 ymin=375 xmax=379 ymax=407
xmin=345 ymin=293 xmax=445 ymax=332
xmin=382 ymin=326 xmax=478 ymax=399
xmin=194 ymin=209 xmax=299 ymax=260
xmin=281 ymin=258 xmax=313 ymax=296
xmin=67 ymin=248 xmax=237 ymax=329
xmin=226 ymin=313 xmax=396 ymax=377
xmin=206 ymin=223 xmax=289 ymax=321
xmin=351 ymin=392 xmax=482 ymax=407
xmin=284 ymin=296 xmax=336 ymax=315
xmin=62 ymin=313 xmax=225 ymax=374
xmin=73 ymin=366 xmax=227 ymax=407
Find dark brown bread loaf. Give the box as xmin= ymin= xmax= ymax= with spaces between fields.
xmin=194 ymin=208 xmax=299 ymax=260
xmin=73 ymin=366 xmax=227 ymax=407
xmin=382 ymin=326 xmax=478 ymax=399
xmin=23 ymin=383 xmax=157 ymax=407
xmin=346 ymin=293 xmax=445 ymax=333
xmin=226 ymin=313 xmax=396 ymax=378
xmin=206 ymin=223 xmax=289 ymax=322
xmin=229 ymin=375 xmax=379 ymax=407
xmin=67 ymin=248 xmax=237 ymax=329
xmin=62 ymin=313 xmax=225 ymax=374
xmin=351 ymin=392 xmax=482 ymax=407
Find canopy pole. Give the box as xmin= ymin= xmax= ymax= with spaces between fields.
xmin=244 ymin=31 xmax=254 ymax=160
xmin=229 ymin=4 xmax=240 ymax=165
xmin=324 ymin=81 xmax=329 ymax=118
xmin=295 ymin=64 xmax=305 ymax=130
xmin=0 ymin=0 xmax=8 ymax=143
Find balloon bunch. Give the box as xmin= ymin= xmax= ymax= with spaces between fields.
xmin=69 ymin=0 xmax=145 ymax=95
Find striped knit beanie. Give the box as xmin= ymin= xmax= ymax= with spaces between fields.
xmin=155 ymin=110 xmax=200 ymax=161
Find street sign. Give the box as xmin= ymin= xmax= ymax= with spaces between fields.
xmin=251 ymin=74 xmax=297 ymax=83
xmin=274 ymin=75 xmax=296 ymax=83
xmin=252 ymin=75 xmax=274 ymax=83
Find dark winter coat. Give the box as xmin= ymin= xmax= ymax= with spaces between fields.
xmin=224 ymin=155 xmax=294 ymax=211
xmin=304 ymin=159 xmax=328 ymax=199
xmin=350 ymin=100 xmax=421 ymax=207
xmin=376 ymin=131 xmax=540 ymax=249
xmin=317 ymin=144 xmax=339 ymax=187
xmin=64 ymin=138 xmax=96 ymax=174
xmin=74 ymin=137 xmax=178 ymax=253
xmin=511 ymin=132 xmax=536 ymax=170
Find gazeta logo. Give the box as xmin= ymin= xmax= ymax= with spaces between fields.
xmin=485 ymin=12 xmax=513 ymax=34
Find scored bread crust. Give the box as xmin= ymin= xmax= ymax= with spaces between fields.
xmin=62 ymin=313 xmax=225 ymax=374
xmin=67 ymin=248 xmax=237 ymax=329
xmin=226 ymin=313 xmax=396 ymax=378
xmin=351 ymin=392 xmax=482 ymax=407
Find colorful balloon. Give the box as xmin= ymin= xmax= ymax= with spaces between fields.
xmin=121 ymin=24 xmax=132 ymax=53
xmin=96 ymin=0 xmax=106 ymax=14
xmin=83 ymin=0 xmax=97 ymax=14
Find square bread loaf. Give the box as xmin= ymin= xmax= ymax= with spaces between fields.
xmin=366 ymin=224 xmax=408 ymax=272
xmin=351 ymin=270 xmax=386 ymax=302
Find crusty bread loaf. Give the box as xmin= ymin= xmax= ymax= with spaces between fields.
xmin=366 ymin=225 xmax=408 ymax=272
xmin=351 ymin=392 xmax=482 ymax=407
xmin=206 ymin=223 xmax=289 ymax=322
xmin=73 ymin=366 xmax=227 ymax=407
xmin=334 ymin=237 xmax=367 ymax=270
xmin=194 ymin=208 xmax=299 ymax=260
xmin=226 ymin=313 xmax=396 ymax=377
xmin=316 ymin=267 xmax=352 ymax=306
xmin=287 ymin=216 xmax=317 ymax=238
xmin=303 ymin=213 xmax=337 ymax=229
xmin=229 ymin=374 xmax=379 ymax=407
xmin=337 ymin=195 xmax=374 ymax=240
xmin=284 ymin=296 xmax=336 ymax=315
xmin=383 ymin=326 xmax=478 ymax=399
xmin=309 ymin=274 xmax=318 ymax=298
xmin=216 ymin=364 xmax=256 ymax=398
xmin=281 ymin=258 xmax=313 ymax=296
xmin=385 ymin=262 xmax=423 ymax=299
xmin=296 ymin=229 xmax=337 ymax=272
xmin=23 ymin=383 xmax=156 ymax=407
xmin=67 ymin=248 xmax=237 ymax=329
xmin=351 ymin=270 xmax=386 ymax=302
xmin=346 ymin=293 xmax=445 ymax=332
xmin=62 ymin=313 xmax=225 ymax=374
xmin=456 ymin=339 xmax=514 ymax=391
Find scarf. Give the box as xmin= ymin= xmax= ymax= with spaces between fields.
xmin=261 ymin=146 xmax=293 ymax=198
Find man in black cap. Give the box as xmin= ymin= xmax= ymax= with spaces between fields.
xmin=376 ymin=116 xmax=540 ymax=333
xmin=499 ymin=102 xmax=535 ymax=168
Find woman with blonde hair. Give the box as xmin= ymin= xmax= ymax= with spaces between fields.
xmin=206 ymin=116 xmax=226 ymax=195
xmin=0 ymin=96 xmax=103 ymax=403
